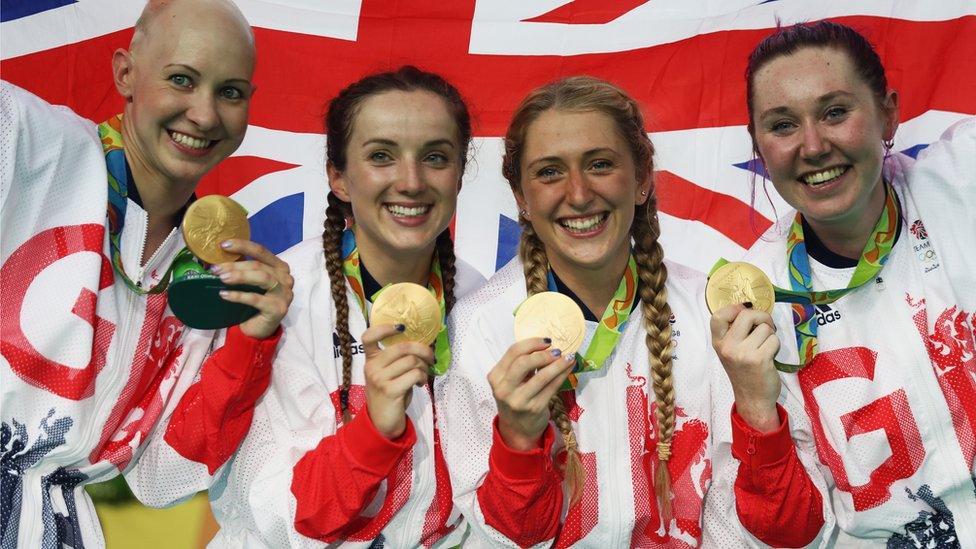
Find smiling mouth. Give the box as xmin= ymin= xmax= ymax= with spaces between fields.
xmin=800 ymin=166 xmax=848 ymax=186
xmin=558 ymin=212 xmax=609 ymax=233
xmin=169 ymin=130 xmax=215 ymax=151
xmin=385 ymin=204 xmax=432 ymax=218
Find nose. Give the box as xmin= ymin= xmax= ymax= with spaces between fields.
xmin=395 ymin=160 xmax=425 ymax=195
xmin=565 ymin=169 xmax=595 ymax=208
xmin=185 ymin=91 xmax=219 ymax=132
xmin=799 ymin=122 xmax=830 ymax=162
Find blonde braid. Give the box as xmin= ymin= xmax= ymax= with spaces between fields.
xmin=519 ymin=221 xmax=585 ymax=507
xmin=632 ymin=199 xmax=676 ymax=524
xmin=323 ymin=193 xmax=354 ymax=423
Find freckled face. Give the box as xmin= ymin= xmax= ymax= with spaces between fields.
xmin=516 ymin=109 xmax=650 ymax=275
xmin=751 ymin=47 xmax=898 ymax=229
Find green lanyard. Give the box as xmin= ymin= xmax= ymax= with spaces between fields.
xmin=711 ymin=183 xmax=899 ymax=372
xmin=548 ymin=255 xmax=639 ymax=390
xmin=99 ymin=115 xmax=186 ymax=295
xmin=340 ymin=229 xmax=451 ymax=374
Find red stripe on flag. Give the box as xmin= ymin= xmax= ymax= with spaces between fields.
xmin=524 ymin=0 xmax=650 ymax=24
xmin=655 ymin=170 xmax=771 ymax=249
xmin=1 ymin=10 xmax=973 ymax=136
xmin=195 ymin=156 xmax=300 ymax=198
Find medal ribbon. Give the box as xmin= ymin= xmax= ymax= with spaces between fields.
xmin=711 ymin=183 xmax=899 ymax=372
xmin=340 ymin=229 xmax=451 ymax=374
xmin=100 ymin=115 xmax=185 ymax=295
xmin=546 ymin=254 xmax=639 ymax=390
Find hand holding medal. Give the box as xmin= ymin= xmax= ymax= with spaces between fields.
xmin=169 ymin=195 xmax=292 ymax=338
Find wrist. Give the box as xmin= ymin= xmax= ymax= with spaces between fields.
xmin=497 ymin=417 xmax=545 ymax=451
xmin=734 ymin=397 xmax=780 ymax=433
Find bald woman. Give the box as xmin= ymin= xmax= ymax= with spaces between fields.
xmin=0 ymin=2 xmax=291 ymax=547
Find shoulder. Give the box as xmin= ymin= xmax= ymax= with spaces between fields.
xmin=279 ymin=236 xmax=327 ymax=284
xmin=453 ymin=258 xmax=487 ymax=300
xmin=450 ymin=257 xmax=525 ymax=332
xmin=1 ymin=81 xmax=98 ymax=145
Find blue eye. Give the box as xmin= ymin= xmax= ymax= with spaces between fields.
xmin=169 ymin=74 xmax=192 ymax=87
xmin=219 ymin=86 xmax=244 ymax=100
xmin=825 ymin=106 xmax=848 ymax=121
xmin=369 ymin=151 xmax=392 ymax=162
xmin=425 ymin=152 xmax=450 ymax=166
xmin=536 ymin=166 xmax=561 ymax=181
xmin=770 ymin=120 xmax=796 ymax=134
xmin=590 ymin=159 xmax=613 ymax=171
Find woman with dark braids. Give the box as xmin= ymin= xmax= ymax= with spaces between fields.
xmin=208 ymin=66 xmax=484 ymax=548
xmin=437 ymin=77 xmax=725 ymax=547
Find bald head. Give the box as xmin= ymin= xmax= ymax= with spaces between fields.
xmin=131 ymin=0 xmax=254 ymax=56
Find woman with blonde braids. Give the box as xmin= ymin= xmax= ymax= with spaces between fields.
xmin=437 ymin=76 xmax=723 ymax=547
xmin=209 ymin=66 xmax=484 ymax=548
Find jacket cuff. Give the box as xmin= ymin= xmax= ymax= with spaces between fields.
xmin=731 ymin=403 xmax=793 ymax=466
xmin=224 ymin=324 xmax=281 ymax=376
xmin=489 ymin=416 xmax=555 ymax=482
xmin=338 ymin=408 xmax=416 ymax=476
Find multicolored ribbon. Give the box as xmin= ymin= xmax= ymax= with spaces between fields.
xmin=99 ymin=115 xmax=185 ymax=294
xmin=711 ymin=183 xmax=900 ymax=372
xmin=546 ymin=254 xmax=640 ymax=390
xmin=341 ymin=228 xmax=451 ymax=374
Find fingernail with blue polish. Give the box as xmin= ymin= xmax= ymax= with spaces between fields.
xmin=395 ymin=324 xmax=406 ymax=332
xmin=550 ymin=348 xmax=562 ymax=357
xmin=743 ymin=302 xmax=753 ymax=309
xmin=543 ymin=337 xmax=552 ymax=345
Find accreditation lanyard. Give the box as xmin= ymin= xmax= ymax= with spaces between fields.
xmin=715 ymin=183 xmax=898 ymax=372
xmin=548 ymin=254 xmax=639 ymax=390
xmin=100 ymin=115 xmax=186 ymax=295
xmin=340 ymin=229 xmax=451 ymax=373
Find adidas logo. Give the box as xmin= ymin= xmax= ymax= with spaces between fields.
xmin=814 ymin=304 xmax=842 ymax=326
xmin=332 ymin=331 xmax=366 ymax=359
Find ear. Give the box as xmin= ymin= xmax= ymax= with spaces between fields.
xmin=326 ymin=162 xmax=351 ymax=202
xmin=881 ymin=89 xmax=900 ymax=143
xmin=513 ymin=188 xmax=528 ymax=218
xmin=112 ymin=49 xmax=134 ymax=101
xmin=635 ymin=171 xmax=653 ymax=206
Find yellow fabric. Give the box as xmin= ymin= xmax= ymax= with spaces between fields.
xmin=96 ymin=494 xmax=216 ymax=548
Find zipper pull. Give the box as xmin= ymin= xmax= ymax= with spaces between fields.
xmin=875 ymin=276 xmax=885 ymax=291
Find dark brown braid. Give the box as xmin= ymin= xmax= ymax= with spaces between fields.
xmin=323 ymin=193 xmax=355 ymax=422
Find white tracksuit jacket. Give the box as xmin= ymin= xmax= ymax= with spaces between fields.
xmin=0 ymin=82 xmax=277 ymax=548
xmin=705 ymin=118 xmax=976 ymax=547
xmin=210 ymin=236 xmax=484 ymax=548
xmin=437 ymin=256 xmax=747 ymax=548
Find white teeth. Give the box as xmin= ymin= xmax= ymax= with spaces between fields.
xmin=386 ymin=204 xmax=430 ymax=217
xmin=802 ymin=166 xmax=846 ymax=185
xmin=561 ymin=214 xmax=605 ymax=232
xmin=170 ymin=131 xmax=211 ymax=150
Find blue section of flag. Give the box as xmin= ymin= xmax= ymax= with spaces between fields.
xmin=900 ymin=143 xmax=930 ymax=159
xmin=248 ymin=193 xmax=304 ymax=254
xmin=733 ymin=158 xmax=769 ymax=179
xmin=0 ymin=0 xmax=77 ymax=22
xmin=495 ymin=213 xmax=522 ymax=271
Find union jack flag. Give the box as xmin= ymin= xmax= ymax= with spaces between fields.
xmin=2 ymin=0 xmax=974 ymax=276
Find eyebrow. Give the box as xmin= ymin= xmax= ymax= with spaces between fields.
xmin=361 ymin=138 xmax=456 ymax=149
xmin=526 ymin=147 xmax=617 ymax=168
xmin=163 ymin=64 xmax=252 ymax=87
xmin=759 ymin=90 xmax=857 ymax=120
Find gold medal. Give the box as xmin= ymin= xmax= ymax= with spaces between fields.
xmin=705 ymin=261 xmax=775 ymax=314
xmin=182 ymin=195 xmax=250 ymax=265
xmin=370 ymin=282 xmax=442 ymax=346
xmin=514 ymin=292 xmax=585 ymax=356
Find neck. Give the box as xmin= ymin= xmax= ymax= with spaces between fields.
xmin=120 ymin=118 xmax=196 ymax=261
xmin=805 ymin=181 xmax=887 ymax=260
xmin=549 ymin=250 xmax=629 ymax=318
xmin=355 ymin=230 xmax=434 ymax=288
